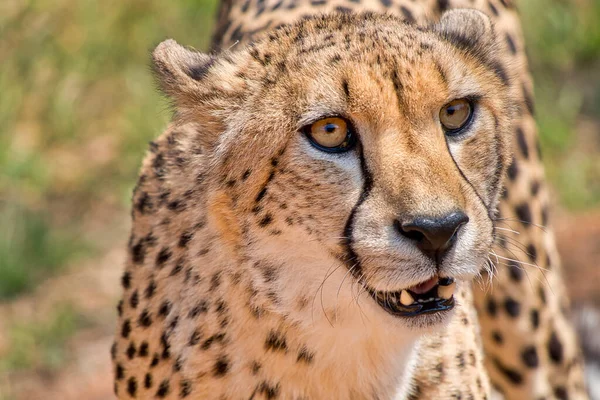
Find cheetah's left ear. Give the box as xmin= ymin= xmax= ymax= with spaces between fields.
xmin=434 ymin=9 xmax=497 ymax=51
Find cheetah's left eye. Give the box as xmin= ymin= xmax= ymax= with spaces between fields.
xmin=440 ymin=99 xmax=473 ymax=135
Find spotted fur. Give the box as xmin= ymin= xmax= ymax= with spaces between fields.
xmin=113 ymin=0 xmax=588 ymax=399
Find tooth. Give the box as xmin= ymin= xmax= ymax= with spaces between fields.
xmin=400 ymin=290 xmax=415 ymax=306
xmin=437 ymin=281 xmax=456 ymax=299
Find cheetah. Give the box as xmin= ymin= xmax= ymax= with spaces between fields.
xmin=112 ymin=0 xmax=589 ymax=399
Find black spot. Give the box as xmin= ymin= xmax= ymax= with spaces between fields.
xmin=156 ymin=248 xmax=172 ymax=268
xmin=170 ymin=262 xmax=183 ymax=277
xmin=437 ymin=0 xmax=449 ymax=12
xmin=152 ymin=153 xmax=166 ymax=178
xmin=527 ymin=244 xmax=538 ymax=262
xmin=150 ymin=353 xmax=160 ymax=367
xmin=111 ymin=342 xmax=117 ymax=360
xmin=127 ymin=377 xmax=137 ymax=397
xmin=121 ymin=271 xmax=132 ymax=289
xmin=121 ymin=319 xmax=132 ymax=338
xmin=379 ymin=0 xmax=391 ymax=7
xmin=131 ymin=241 xmax=145 ymax=264
xmin=521 ymin=346 xmax=539 ymax=368
xmin=554 ymin=386 xmax=569 ymax=400
xmin=180 ymin=380 xmax=192 ymax=397
xmin=487 ymin=298 xmax=498 ymax=317
xmin=541 ymin=206 xmax=549 ymax=226
xmin=548 ymin=332 xmax=564 ymax=363
xmin=531 ymin=180 xmax=540 ymax=196
xmin=504 ymin=297 xmax=521 ymax=317
xmin=530 ymin=309 xmax=540 ymax=329
xmin=342 ymin=79 xmax=350 ymax=100
xmin=335 ymin=6 xmax=351 ymax=14
xmin=242 ymin=169 xmax=251 ymax=181
xmin=188 ymin=300 xmax=209 ymax=318
xmin=507 ymin=260 xmax=523 ymax=281
xmin=492 ymin=357 xmax=523 ymax=384
xmin=127 ymin=342 xmax=137 ymax=359
xmin=156 ymin=379 xmax=170 ymax=397
xmin=515 ymin=203 xmax=533 ymax=226
xmin=523 ymin=83 xmax=535 ymax=115
xmin=145 ymin=280 xmax=157 ymax=298
xmin=456 ymin=352 xmax=466 ymax=369
xmin=189 ymin=329 xmax=202 ymax=346
xmin=255 ymin=381 xmax=280 ymax=399
xmin=213 ymin=355 xmax=230 ymax=377
xmin=173 ymin=355 xmax=183 ymax=372
xmin=251 ymin=361 xmax=262 ymax=375
xmin=488 ymin=1 xmax=499 ymax=15
xmin=139 ymin=341 xmax=149 ymax=357
xmin=210 ymin=272 xmax=221 ymax=291
xmin=516 ymin=127 xmax=529 ymax=159
xmin=507 ymin=158 xmax=518 ymax=181
xmin=138 ymin=309 xmax=153 ymax=327
xmin=255 ymin=187 xmax=268 ymax=203
xmin=505 ymin=33 xmax=517 ymax=55
xmin=116 ymin=363 xmax=125 ymax=380
xmin=144 ymin=373 xmax=153 ymax=389
xmin=158 ymin=301 xmax=172 ymax=318
xmin=117 ymin=300 xmax=123 ymax=317
xmin=538 ymin=285 xmax=547 ymax=305
xmin=400 ymin=6 xmax=415 ymax=23
xmin=168 ymin=200 xmax=185 ymax=212
xmin=259 ymin=214 xmax=273 ymax=227
xmin=129 ymin=290 xmax=139 ymax=309
xmin=297 ymin=347 xmax=314 ymax=364
xmin=178 ymin=231 xmax=193 ymax=248
xmin=265 ymin=330 xmax=288 ymax=352
xmin=135 ymin=191 xmax=153 ymax=214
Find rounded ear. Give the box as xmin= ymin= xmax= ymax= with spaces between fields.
xmin=152 ymin=39 xmax=216 ymax=106
xmin=433 ymin=9 xmax=496 ymax=51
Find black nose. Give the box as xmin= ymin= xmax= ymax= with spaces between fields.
xmin=395 ymin=211 xmax=469 ymax=260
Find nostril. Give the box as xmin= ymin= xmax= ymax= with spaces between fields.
xmin=394 ymin=219 xmax=425 ymax=242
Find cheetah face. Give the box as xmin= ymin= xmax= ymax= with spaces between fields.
xmin=152 ymin=11 xmax=514 ymax=327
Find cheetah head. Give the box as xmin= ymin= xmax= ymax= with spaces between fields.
xmin=151 ymin=10 xmax=515 ymax=329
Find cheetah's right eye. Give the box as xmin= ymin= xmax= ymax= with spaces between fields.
xmin=303 ymin=117 xmax=357 ymax=153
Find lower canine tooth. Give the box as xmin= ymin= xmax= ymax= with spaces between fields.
xmin=437 ymin=281 xmax=456 ymax=300
xmin=400 ymin=290 xmax=415 ymax=306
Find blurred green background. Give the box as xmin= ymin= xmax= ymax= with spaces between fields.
xmin=0 ymin=0 xmax=599 ymax=399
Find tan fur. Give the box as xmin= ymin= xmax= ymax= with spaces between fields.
xmin=113 ymin=1 xmax=588 ymax=399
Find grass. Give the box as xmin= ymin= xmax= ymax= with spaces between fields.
xmin=0 ymin=0 xmax=598 ymax=300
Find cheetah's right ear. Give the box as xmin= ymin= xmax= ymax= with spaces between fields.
xmin=433 ymin=9 xmax=498 ymax=54
xmin=151 ymin=39 xmax=216 ymax=107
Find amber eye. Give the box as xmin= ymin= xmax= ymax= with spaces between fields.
xmin=440 ymin=99 xmax=473 ymax=134
xmin=304 ymin=117 xmax=356 ymax=153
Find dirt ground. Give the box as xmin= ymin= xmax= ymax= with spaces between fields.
xmin=0 ymin=210 xmax=598 ymax=400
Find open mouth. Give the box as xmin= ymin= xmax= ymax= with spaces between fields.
xmin=368 ymin=276 xmax=456 ymax=317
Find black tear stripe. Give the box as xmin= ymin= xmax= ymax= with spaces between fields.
xmin=342 ymin=143 xmax=374 ymax=277
xmin=443 ymin=140 xmax=491 ymax=220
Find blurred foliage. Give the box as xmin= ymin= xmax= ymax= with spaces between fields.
xmin=0 ymin=0 xmax=598 ymax=301
xmin=0 ymin=304 xmax=88 ymax=372
xmin=0 ymin=0 xmax=217 ymax=300
xmin=520 ymin=0 xmax=600 ymax=209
